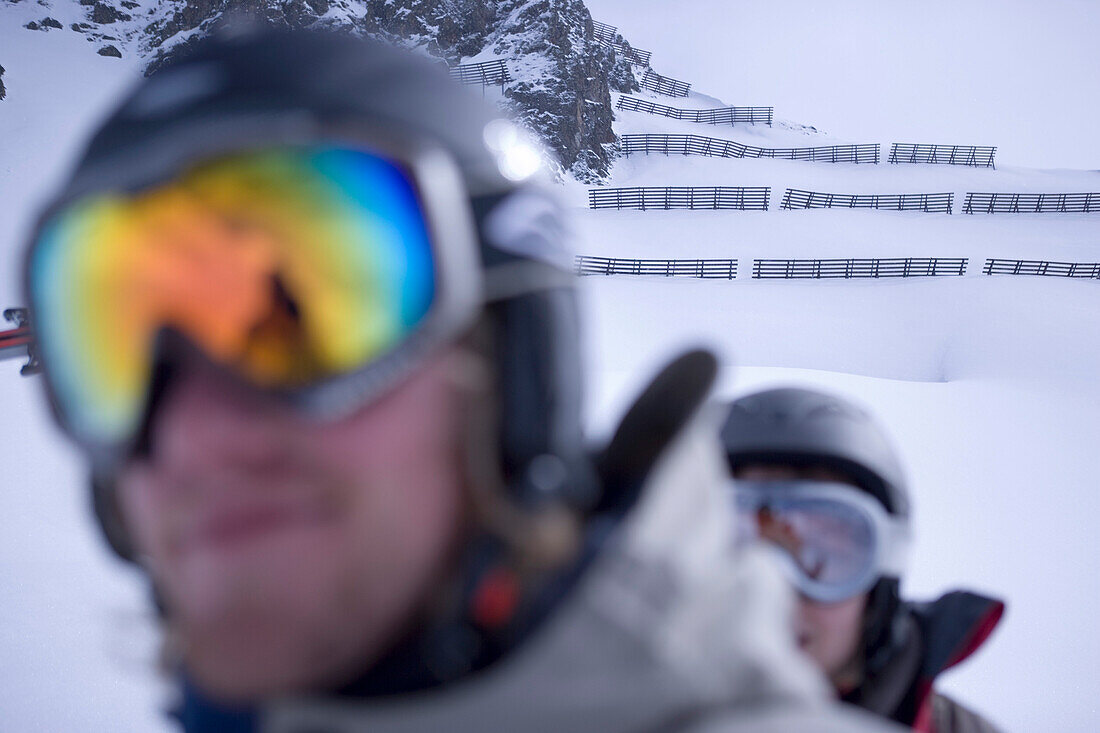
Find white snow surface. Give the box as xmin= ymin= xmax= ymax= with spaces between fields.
xmin=586 ymin=0 xmax=1100 ymax=171
xmin=1 ymin=3 xmax=1099 ymax=731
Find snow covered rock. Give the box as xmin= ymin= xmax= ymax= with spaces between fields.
xmin=486 ymin=0 xmax=618 ymax=180
xmin=10 ymin=0 xmax=650 ymax=179
xmin=141 ymin=0 xmax=636 ymax=180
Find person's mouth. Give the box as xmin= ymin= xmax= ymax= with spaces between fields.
xmin=177 ymin=496 xmax=336 ymax=555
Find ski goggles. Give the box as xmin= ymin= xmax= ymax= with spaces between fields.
xmin=25 ymin=140 xmax=483 ymax=463
xmin=732 ymin=481 xmax=910 ymax=603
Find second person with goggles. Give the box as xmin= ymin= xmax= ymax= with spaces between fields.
xmin=721 ymin=387 xmax=1006 ymax=733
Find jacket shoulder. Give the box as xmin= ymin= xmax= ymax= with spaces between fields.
xmin=932 ymin=692 xmax=1003 ymax=733
xmin=682 ymin=702 xmax=907 ymax=732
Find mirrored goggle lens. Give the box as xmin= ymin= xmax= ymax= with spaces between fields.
xmin=735 ymin=494 xmax=876 ymax=598
xmin=29 ymin=145 xmax=438 ymax=447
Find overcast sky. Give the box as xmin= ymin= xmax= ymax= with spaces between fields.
xmin=585 ymin=0 xmax=1100 ymax=170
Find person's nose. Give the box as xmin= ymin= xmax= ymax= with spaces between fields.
xmin=146 ymin=356 xmax=296 ymax=476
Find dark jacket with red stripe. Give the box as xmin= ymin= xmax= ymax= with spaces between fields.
xmin=844 ymin=590 xmax=1005 ymax=732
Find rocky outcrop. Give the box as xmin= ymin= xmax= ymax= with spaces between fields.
xmin=361 ymin=0 xmax=628 ymax=180
xmin=22 ymin=0 xmax=650 ymax=181
xmin=89 ymin=2 xmax=131 ymax=24
xmin=144 ymin=1 xmax=346 ymax=74
xmin=0 ymin=64 xmax=6 ymax=101
xmin=23 ymin=19 xmax=64 ymax=31
xmin=360 ymin=0 xmax=496 ymax=61
xmin=487 ymin=0 xmax=618 ymax=180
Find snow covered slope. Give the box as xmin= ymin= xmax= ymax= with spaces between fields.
xmin=584 ymin=0 xmax=1100 ymax=170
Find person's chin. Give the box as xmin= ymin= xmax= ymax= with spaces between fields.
xmin=169 ymin=500 xmax=343 ymax=610
xmin=185 ymin=637 xmax=346 ymax=703
xmin=173 ymin=536 xmax=358 ymax=703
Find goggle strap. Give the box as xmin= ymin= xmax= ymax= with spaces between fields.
xmin=876 ymin=518 xmax=912 ymax=578
xmin=482 ymin=261 xmax=575 ymax=303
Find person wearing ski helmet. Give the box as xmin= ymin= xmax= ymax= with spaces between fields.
xmin=21 ymin=29 xmax=901 ymax=733
xmin=721 ymin=387 xmax=1005 ymax=732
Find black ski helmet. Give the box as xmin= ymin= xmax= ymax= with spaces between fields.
xmin=33 ymin=29 xmax=597 ymax=559
xmin=720 ymin=386 xmax=910 ymax=519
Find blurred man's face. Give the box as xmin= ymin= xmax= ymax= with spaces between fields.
xmin=734 ymin=464 xmax=868 ymax=691
xmin=116 ymin=349 xmax=470 ymax=700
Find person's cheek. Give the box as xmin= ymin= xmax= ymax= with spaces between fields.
xmin=116 ymin=468 xmax=169 ymax=562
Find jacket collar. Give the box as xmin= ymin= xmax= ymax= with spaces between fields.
xmin=847 ymin=589 xmax=1004 ymax=728
xmin=910 ymin=590 xmax=1005 ymax=680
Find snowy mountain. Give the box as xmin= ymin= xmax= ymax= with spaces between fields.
xmin=2 ymin=1 xmax=1100 ymax=731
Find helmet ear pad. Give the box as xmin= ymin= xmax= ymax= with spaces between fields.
xmin=484 ymin=286 xmax=599 ymax=512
